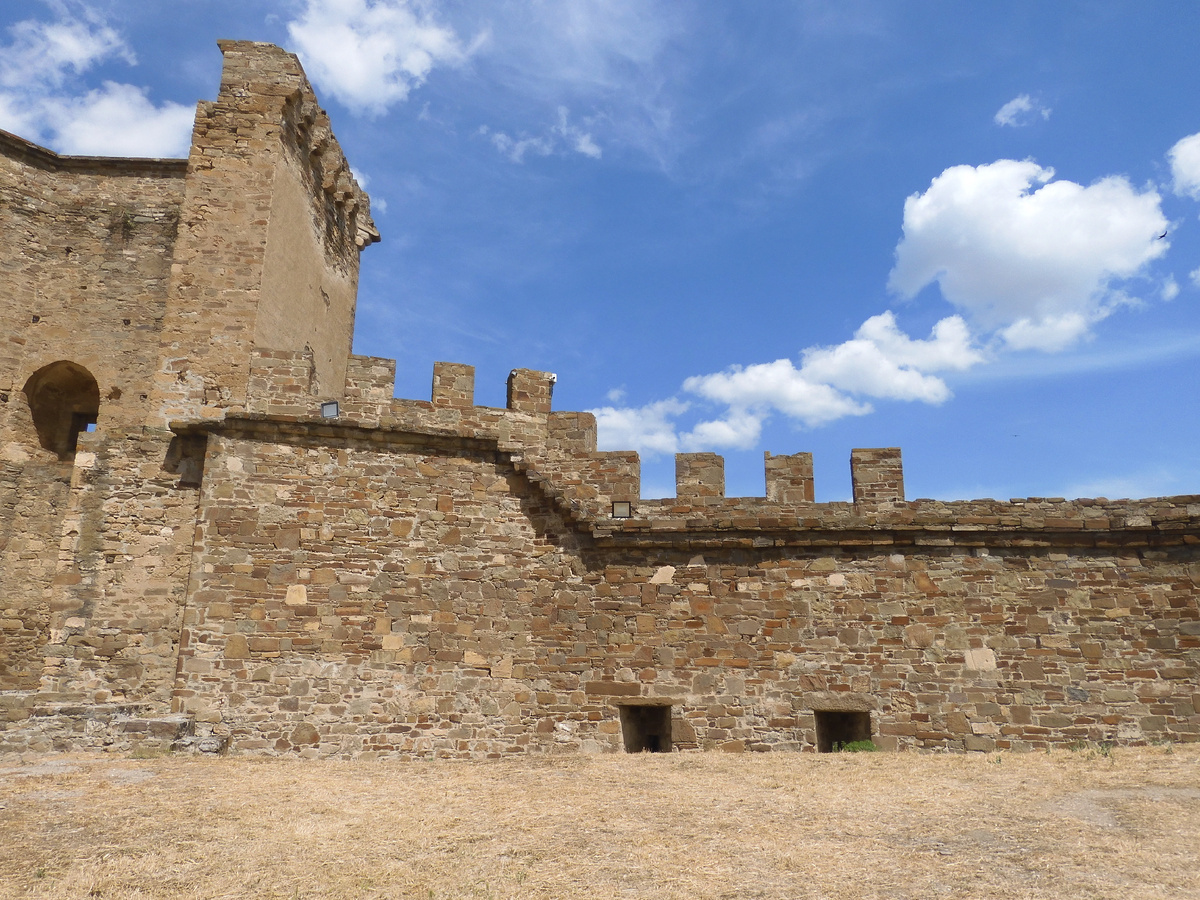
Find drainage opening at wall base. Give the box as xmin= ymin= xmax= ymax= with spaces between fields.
xmin=814 ymin=710 xmax=872 ymax=753
xmin=619 ymin=703 xmax=672 ymax=752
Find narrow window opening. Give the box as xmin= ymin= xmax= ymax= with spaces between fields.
xmin=619 ymin=703 xmax=672 ymax=753
xmin=814 ymin=710 xmax=872 ymax=752
xmin=70 ymin=412 xmax=98 ymax=449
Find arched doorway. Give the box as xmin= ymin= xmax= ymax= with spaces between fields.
xmin=22 ymin=361 xmax=101 ymax=459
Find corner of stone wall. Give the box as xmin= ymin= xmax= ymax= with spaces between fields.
xmin=151 ymin=40 xmax=378 ymax=427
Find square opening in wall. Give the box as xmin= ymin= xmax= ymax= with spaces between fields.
xmin=814 ymin=710 xmax=872 ymax=752
xmin=619 ymin=703 xmax=671 ymax=752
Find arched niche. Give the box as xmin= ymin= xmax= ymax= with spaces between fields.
xmin=22 ymin=361 xmax=101 ymax=459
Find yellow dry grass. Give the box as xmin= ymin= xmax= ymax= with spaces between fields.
xmin=0 ymin=745 xmax=1197 ymax=899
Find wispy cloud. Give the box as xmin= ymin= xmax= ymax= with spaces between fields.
xmin=1064 ymin=467 xmax=1191 ymax=501
xmin=0 ymin=6 xmax=130 ymax=89
xmin=993 ymin=93 xmax=1051 ymax=127
xmin=283 ymin=0 xmax=679 ymax=167
xmin=460 ymin=1 xmax=684 ymax=166
xmin=481 ymin=107 xmax=601 ymax=163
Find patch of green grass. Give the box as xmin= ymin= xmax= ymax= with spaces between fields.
xmin=833 ymin=740 xmax=879 ymax=752
xmin=1065 ymin=740 xmax=1116 ymax=760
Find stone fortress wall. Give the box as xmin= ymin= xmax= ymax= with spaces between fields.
xmin=1 ymin=42 xmax=1197 ymax=758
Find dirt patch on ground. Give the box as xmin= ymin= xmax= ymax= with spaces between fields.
xmin=0 ymin=745 xmax=1197 ymax=899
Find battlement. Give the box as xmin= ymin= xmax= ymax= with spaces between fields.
xmin=227 ymin=350 xmax=1200 ymax=550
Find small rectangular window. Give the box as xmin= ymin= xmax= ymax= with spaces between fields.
xmin=814 ymin=710 xmax=872 ymax=752
xmin=619 ymin=703 xmax=672 ymax=752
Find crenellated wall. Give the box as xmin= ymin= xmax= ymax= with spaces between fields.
xmin=147 ymin=353 xmax=1200 ymax=758
xmin=1 ymin=40 xmax=1196 ymax=758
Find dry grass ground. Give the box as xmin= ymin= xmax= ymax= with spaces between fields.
xmin=0 ymin=745 xmax=1197 ymax=900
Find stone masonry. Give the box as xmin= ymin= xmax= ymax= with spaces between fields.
xmin=1 ymin=41 xmax=1197 ymax=758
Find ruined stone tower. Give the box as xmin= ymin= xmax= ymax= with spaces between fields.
xmin=1 ymin=42 xmax=1197 ymax=757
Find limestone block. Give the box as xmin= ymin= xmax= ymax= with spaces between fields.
xmin=964 ymin=647 xmax=997 ymax=670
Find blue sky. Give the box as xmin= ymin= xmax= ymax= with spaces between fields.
xmin=4 ymin=1 xmax=1200 ymax=501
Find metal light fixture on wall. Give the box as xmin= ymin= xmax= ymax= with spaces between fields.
xmin=320 ymin=400 xmax=339 ymax=418
xmin=611 ymin=501 xmax=632 ymax=518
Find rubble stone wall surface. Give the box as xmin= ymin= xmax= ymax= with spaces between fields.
xmin=0 ymin=129 xmax=186 ymax=694
xmin=1 ymin=40 xmax=1196 ymax=757
xmin=0 ymin=39 xmax=375 ymax=749
xmin=148 ymin=40 xmax=375 ymax=428
xmin=163 ymin=411 xmax=1199 ymax=758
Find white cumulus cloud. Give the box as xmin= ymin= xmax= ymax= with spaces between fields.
xmin=593 ymin=398 xmax=688 ymax=456
xmin=680 ymin=408 xmax=767 ymax=452
xmin=799 ymin=313 xmax=981 ymax=402
xmin=40 ymin=82 xmax=195 ymax=157
xmin=287 ymin=0 xmax=473 ymax=115
xmin=0 ymin=9 xmax=193 ymax=157
xmin=684 ymin=357 xmax=869 ymax=429
xmin=594 ymin=312 xmax=983 ymax=456
xmin=889 ymin=159 xmax=1168 ymax=351
xmin=994 ymin=94 xmax=1050 ymax=127
xmin=1168 ymin=131 xmax=1200 ymax=200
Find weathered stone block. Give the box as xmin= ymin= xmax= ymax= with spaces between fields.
xmin=850 ymin=447 xmax=904 ymax=504
xmin=765 ymin=451 xmax=814 ymax=503
xmin=506 ymin=369 xmax=554 ymax=414
xmin=432 ymin=362 xmax=475 ymax=408
xmin=675 ymin=453 xmax=724 ymax=503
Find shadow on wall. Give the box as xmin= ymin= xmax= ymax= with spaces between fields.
xmin=23 ymin=360 xmax=100 ymax=459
